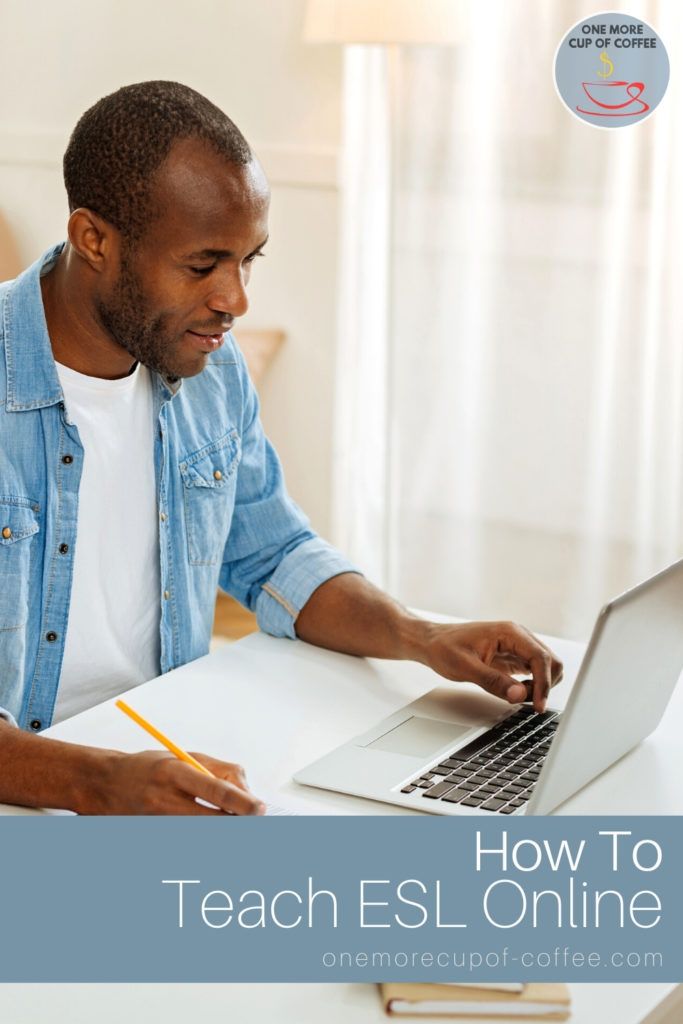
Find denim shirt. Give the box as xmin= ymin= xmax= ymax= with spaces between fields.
xmin=0 ymin=244 xmax=357 ymax=731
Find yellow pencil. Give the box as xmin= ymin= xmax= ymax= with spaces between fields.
xmin=115 ymin=698 xmax=215 ymax=777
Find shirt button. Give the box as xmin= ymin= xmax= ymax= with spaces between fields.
xmin=59 ymin=543 xmax=69 ymax=554
xmin=62 ymin=454 xmax=74 ymax=465
xmin=163 ymin=590 xmax=170 ymax=600
xmin=30 ymin=719 xmax=42 ymax=731
xmin=213 ymin=469 xmax=222 ymax=481
xmin=45 ymin=631 xmax=58 ymax=642
xmin=160 ymin=512 xmax=167 ymax=522
xmin=1 ymin=526 xmax=11 ymax=539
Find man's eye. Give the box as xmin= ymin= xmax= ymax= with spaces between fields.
xmin=189 ymin=265 xmax=216 ymax=276
xmin=245 ymin=251 xmax=266 ymax=264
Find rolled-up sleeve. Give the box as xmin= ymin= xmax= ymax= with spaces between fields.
xmin=255 ymin=535 xmax=358 ymax=638
xmin=218 ymin=340 xmax=361 ymax=638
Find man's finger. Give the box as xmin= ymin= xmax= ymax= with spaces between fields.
xmin=550 ymin=657 xmax=564 ymax=686
xmin=517 ymin=627 xmax=564 ymax=687
xmin=492 ymin=654 xmax=541 ymax=679
xmin=491 ymin=655 xmax=524 ymax=675
xmin=175 ymin=764 xmax=265 ymax=815
xmin=529 ymin=653 xmax=552 ymax=712
xmin=190 ymin=801 xmax=232 ymax=816
xmin=461 ymin=656 xmax=528 ymax=705
xmin=528 ymin=655 xmax=548 ymax=712
xmin=530 ymin=643 xmax=563 ymax=688
xmin=500 ymin=628 xmax=560 ymax=710
xmin=189 ymin=753 xmax=251 ymax=793
xmin=206 ymin=778 xmax=265 ymax=816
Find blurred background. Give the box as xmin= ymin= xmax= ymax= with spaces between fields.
xmin=0 ymin=0 xmax=680 ymax=641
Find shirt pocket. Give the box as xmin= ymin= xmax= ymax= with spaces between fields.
xmin=0 ymin=497 xmax=40 ymax=631
xmin=179 ymin=431 xmax=241 ymax=566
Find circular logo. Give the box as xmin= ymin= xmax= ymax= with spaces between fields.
xmin=554 ymin=12 xmax=669 ymax=128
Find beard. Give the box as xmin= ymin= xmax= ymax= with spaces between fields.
xmin=96 ymin=254 xmax=184 ymax=380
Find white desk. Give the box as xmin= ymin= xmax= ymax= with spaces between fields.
xmin=39 ymin=628 xmax=683 ymax=816
xmin=0 ymin=981 xmax=679 ymax=1024
xmin=2 ymin=628 xmax=680 ymax=1021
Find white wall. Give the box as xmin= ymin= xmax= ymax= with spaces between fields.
xmin=0 ymin=0 xmax=343 ymax=535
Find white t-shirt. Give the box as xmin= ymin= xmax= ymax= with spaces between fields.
xmin=51 ymin=361 xmax=160 ymax=724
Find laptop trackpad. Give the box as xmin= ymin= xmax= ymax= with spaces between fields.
xmin=363 ymin=716 xmax=471 ymax=758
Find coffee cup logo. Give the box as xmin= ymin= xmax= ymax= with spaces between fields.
xmin=578 ymin=79 xmax=649 ymax=118
xmin=554 ymin=13 xmax=668 ymax=129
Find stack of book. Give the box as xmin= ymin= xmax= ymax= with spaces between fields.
xmin=379 ymin=981 xmax=571 ymax=1019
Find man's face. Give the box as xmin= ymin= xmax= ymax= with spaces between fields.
xmin=96 ymin=138 xmax=270 ymax=379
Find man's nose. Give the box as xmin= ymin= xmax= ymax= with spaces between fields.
xmin=206 ymin=266 xmax=249 ymax=318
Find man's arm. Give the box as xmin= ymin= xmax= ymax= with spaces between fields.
xmin=295 ymin=573 xmax=563 ymax=712
xmin=0 ymin=721 xmax=264 ymax=815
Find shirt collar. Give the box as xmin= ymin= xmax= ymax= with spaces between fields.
xmin=3 ymin=242 xmax=66 ymax=412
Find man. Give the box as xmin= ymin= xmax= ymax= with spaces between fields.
xmin=0 ymin=81 xmax=562 ymax=815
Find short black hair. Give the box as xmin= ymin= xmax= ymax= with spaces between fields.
xmin=63 ymin=80 xmax=252 ymax=240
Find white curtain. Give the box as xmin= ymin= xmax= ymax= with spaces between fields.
xmin=333 ymin=0 xmax=683 ymax=639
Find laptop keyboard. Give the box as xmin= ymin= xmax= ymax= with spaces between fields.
xmin=400 ymin=706 xmax=561 ymax=813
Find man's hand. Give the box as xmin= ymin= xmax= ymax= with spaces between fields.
xmin=417 ymin=621 xmax=563 ymax=712
xmin=295 ymin=574 xmax=563 ymax=712
xmin=93 ymin=750 xmax=266 ymax=815
xmin=0 ymin=720 xmax=265 ymax=816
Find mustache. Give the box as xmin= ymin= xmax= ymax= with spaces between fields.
xmin=187 ymin=320 xmax=234 ymax=335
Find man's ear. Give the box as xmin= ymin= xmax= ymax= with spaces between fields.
xmin=66 ymin=208 xmax=120 ymax=273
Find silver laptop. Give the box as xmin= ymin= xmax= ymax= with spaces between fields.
xmin=294 ymin=558 xmax=683 ymax=815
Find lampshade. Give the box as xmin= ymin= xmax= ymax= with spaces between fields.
xmin=303 ymin=0 xmax=465 ymax=45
